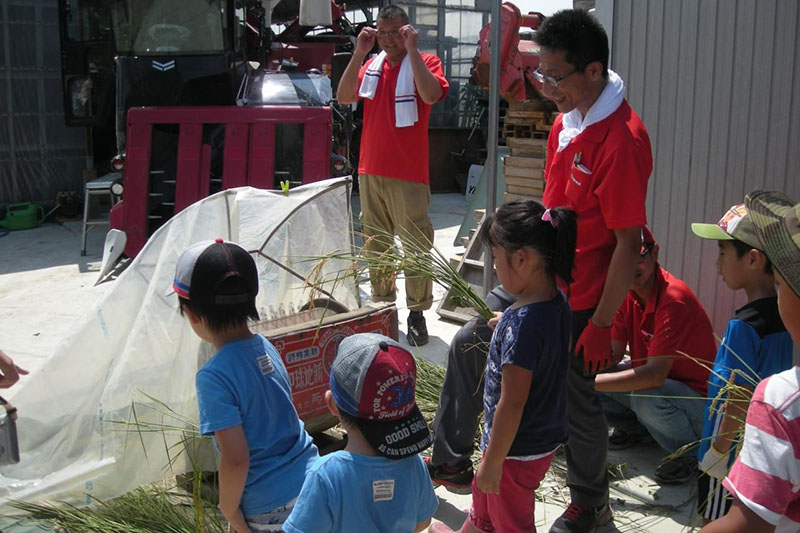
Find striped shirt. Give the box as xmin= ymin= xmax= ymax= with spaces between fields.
xmin=723 ymin=367 xmax=800 ymax=532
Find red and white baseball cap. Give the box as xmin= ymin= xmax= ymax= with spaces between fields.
xmin=329 ymin=333 xmax=432 ymax=459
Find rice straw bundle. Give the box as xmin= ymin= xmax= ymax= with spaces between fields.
xmin=303 ymin=223 xmax=493 ymax=319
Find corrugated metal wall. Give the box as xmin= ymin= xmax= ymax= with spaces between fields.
xmin=1 ymin=0 xmax=86 ymax=204
xmin=606 ymin=0 xmax=800 ymax=332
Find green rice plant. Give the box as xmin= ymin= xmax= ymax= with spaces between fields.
xmin=11 ymin=486 xmax=223 ymax=533
xmin=302 ymin=223 xmax=494 ymax=320
xmin=414 ymin=355 xmax=447 ymax=419
xmin=112 ymin=393 xmax=224 ymax=532
xmin=115 ymin=393 xmax=218 ymax=476
xmin=9 ymin=393 xmax=225 ymax=533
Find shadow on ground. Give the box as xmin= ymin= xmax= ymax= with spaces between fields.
xmin=0 ymin=221 xmax=106 ymax=275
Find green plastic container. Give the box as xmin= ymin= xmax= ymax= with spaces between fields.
xmin=0 ymin=203 xmax=44 ymax=231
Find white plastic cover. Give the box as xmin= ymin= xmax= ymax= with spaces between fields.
xmin=0 ymin=178 xmax=357 ymax=527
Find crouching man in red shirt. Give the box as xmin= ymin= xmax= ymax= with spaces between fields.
xmin=596 ymin=228 xmax=716 ymax=485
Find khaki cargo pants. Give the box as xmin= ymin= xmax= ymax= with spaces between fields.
xmin=358 ymin=173 xmax=434 ymax=311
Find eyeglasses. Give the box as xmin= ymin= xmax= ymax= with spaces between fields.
xmin=532 ymin=66 xmax=580 ymax=88
xmin=377 ymin=30 xmax=401 ymax=38
xmin=639 ymin=242 xmax=655 ymax=262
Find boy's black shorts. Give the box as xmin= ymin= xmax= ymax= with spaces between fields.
xmin=697 ymin=471 xmax=733 ymax=521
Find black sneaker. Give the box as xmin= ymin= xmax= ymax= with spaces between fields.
xmin=425 ymin=456 xmax=473 ymax=494
xmin=608 ymin=428 xmax=655 ymax=450
xmin=549 ymin=502 xmax=612 ymax=533
xmin=654 ymin=455 xmax=697 ymax=485
xmin=407 ymin=311 xmax=429 ymax=346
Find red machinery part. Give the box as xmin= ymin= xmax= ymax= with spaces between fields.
xmin=268 ymin=42 xmax=336 ymax=74
xmin=520 ymin=12 xmax=544 ymax=30
xmin=111 ymin=105 xmax=333 ymax=258
xmin=474 ymin=2 xmax=546 ymax=103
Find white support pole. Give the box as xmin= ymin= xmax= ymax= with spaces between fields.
xmin=483 ymin=0 xmax=501 ymax=297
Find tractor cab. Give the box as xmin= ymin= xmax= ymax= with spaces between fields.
xmin=59 ymin=0 xmax=265 ymax=152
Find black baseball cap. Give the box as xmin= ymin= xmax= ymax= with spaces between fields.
xmin=171 ymin=239 xmax=259 ymax=308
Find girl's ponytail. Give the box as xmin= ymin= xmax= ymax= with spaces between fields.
xmin=547 ymin=207 xmax=577 ymax=284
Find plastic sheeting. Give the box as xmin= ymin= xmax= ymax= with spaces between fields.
xmin=0 ymin=178 xmax=358 ymax=527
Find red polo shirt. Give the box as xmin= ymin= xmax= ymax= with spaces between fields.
xmin=357 ymin=52 xmax=449 ymax=184
xmin=612 ymin=266 xmax=716 ymax=395
xmin=543 ymin=100 xmax=652 ymax=311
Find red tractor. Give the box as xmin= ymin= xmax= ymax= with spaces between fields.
xmin=59 ymin=0 xmax=363 ymax=262
xmin=58 ymin=0 xmax=402 ymax=433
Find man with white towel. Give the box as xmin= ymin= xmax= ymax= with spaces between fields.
xmin=337 ymin=5 xmax=448 ymax=347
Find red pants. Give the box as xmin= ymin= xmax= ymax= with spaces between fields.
xmin=469 ymin=453 xmax=554 ymax=532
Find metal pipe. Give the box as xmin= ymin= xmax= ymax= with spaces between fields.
xmin=483 ymin=0 xmax=501 ymax=298
xmin=520 ymin=12 xmax=545 ymax=30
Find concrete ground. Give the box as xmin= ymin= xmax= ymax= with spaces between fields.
xmin=0 ymin=192 xmax=701 ymax=532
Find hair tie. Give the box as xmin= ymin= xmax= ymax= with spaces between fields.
xmin=542 ymin=208 xmax=558 ymax=228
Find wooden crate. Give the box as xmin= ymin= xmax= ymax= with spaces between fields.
xmin=507 ymin=98 xmax=549 ymax=112
xmin=506 ymin=110 xmax=547 ymax=120
xmin=504 ymin=192 xmax=542 ymax=203
xmin=503 ymin=164 xmax=545 ymax=180
xmin=502 ymin=151 xmax=545 ymax=202
xmin=503 ymin=124 xmax=548 ymax=140
xmin=505 ymin=111 xmax=547 ymax=129
xmin=506 ymin=184 xmax=543 ymax=196
xmin=504 ymin=175 xmax=545 ymax=190
xmin=507 ymin=138 xmax=547 ymax=157
xmin=504 ymin=155 xmax=545 ymax=169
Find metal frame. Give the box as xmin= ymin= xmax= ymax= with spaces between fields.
xmin=81 ymin=175 xmax=119 ymax=256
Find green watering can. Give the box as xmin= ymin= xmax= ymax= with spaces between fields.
xmin=0 ymin=203 xmax=45 ymax=231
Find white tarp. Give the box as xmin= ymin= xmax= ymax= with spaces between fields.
xmin=0 ymin=178 xmax=357 ymax=527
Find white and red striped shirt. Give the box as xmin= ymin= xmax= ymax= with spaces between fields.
xmin=723 ymin=367 xmax=800 ymax=532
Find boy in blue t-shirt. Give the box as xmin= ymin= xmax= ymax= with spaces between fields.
xmin=691 ymin=205 xmax=793 ymax=523
xmin=174 ymin=239 xmax=318 ymax=532
xmin=283 ymin=333 xmax=438 ymax=533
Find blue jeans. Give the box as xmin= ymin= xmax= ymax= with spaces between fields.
xmin=600 ymin=379 xmax=705 ymax=455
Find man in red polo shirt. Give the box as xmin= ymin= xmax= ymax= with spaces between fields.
xmin=534 ymin=10 xmax=653 ymax=533
xmin=595 ymin=228 xmax=715 ymax=485
xmin=337 ymin=5 xmax=449 ymax=346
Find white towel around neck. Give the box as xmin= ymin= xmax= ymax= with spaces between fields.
xmin=557 ymin=69 xmax=625 ymax=152
xmin=358 ymin=51 xmax=418 ymax=128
